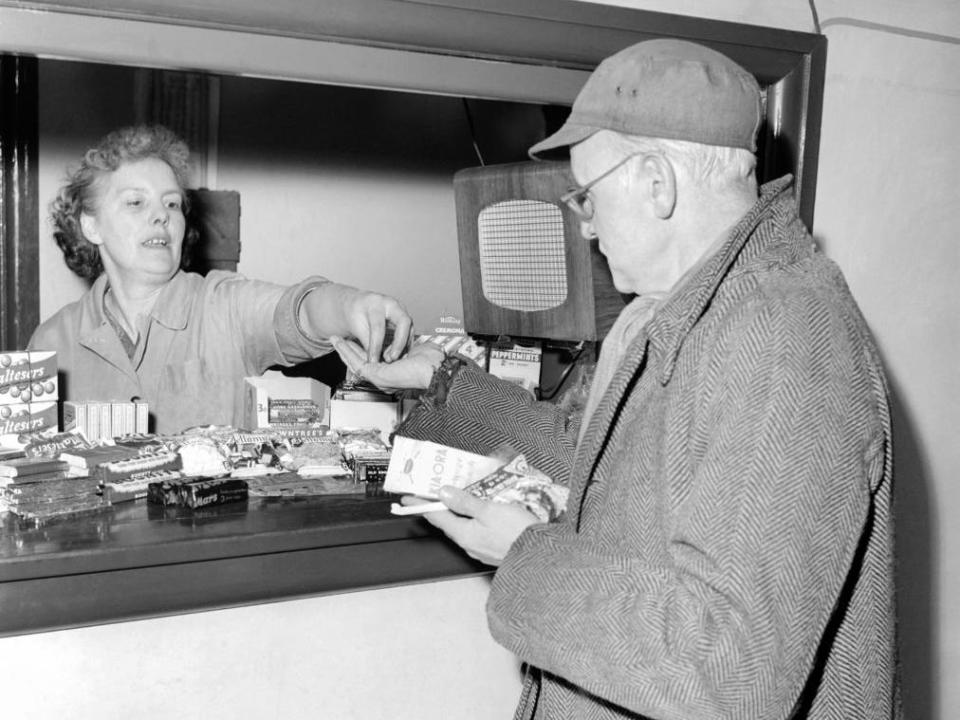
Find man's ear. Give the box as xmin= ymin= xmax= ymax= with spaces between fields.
xmin=80 ymin=213 xmax=102 ymax=246
xmin=641 ymin=154 xmax=677 ymax=219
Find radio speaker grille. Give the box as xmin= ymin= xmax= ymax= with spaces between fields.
xmin=477 ymin=200 xmax=567 ymax=311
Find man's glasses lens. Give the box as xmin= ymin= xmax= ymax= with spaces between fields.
xmin=562 ymin=188 xmax=593 ymax=220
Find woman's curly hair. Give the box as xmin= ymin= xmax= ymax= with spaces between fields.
xmin=51 ymin=124 xmax=199 ymax=280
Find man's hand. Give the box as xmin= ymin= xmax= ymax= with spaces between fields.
xmin=332 ymin=338 xmax=444 ymax=392
xmin=402 ymin=486 xmax=541 ymax=566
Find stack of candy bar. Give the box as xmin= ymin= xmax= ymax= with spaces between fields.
xmin=0 ymin=455 xmax=105 ymax=521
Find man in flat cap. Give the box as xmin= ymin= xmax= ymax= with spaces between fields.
xmin=335 ymin=39 xmax=900 ymax=720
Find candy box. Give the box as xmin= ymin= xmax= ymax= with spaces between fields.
xmin=384 ymin=436 xmax=503 ymax=499
xmin=329 ymin=388 xmax=400 ymax=445
xmin=0 ymin=375 xmax=58 ymax=405
xmin=0 ymin=350 xmax=57 ymax=393
xmin=0 ymin=401 xmax=58 ymax=443
xmin=243 ymin=372 xmax=330 ymax=430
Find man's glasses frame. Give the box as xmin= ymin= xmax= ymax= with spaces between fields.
xmin=560 ymin=151 xmax=644 ymax=221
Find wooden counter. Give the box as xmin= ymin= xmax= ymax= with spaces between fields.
xmin=0 ymin=489 xmax=486 ymax=636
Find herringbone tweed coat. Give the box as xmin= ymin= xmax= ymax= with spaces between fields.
xmin=398 ymin=176 xmax=900 ymax=719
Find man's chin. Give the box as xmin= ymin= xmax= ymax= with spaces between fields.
xmin=610 ymin=273 xmax=634 ymax=295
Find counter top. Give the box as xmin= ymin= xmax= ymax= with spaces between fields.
xmin=0 ymin=487 xmax=486 ymax=636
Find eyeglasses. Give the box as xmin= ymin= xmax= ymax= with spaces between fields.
xmin=560 ymin=152 xmax=644 ymax=221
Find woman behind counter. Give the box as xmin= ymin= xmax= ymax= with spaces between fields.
xmin=29 ymin=124 xmax=412 ymax=435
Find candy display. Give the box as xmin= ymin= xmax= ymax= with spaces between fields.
xmin=0 ymin=419 xmax=408 ymax=523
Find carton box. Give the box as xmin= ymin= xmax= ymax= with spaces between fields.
xmin=0 ymin=350 xmax=58 ymax=401
xmin=488 ymin=344 xmax=542 ymax=394
xmin=384 ymin=436 xmax=503 ymax=498
xmin=243 ymin=371 xmax=330 ymax=430
xmin=329 ymin=390 xmax=400 ymax=445
xmin=0 ymin=401 xmax=58 ymax=444
xmin=0 ymin=375 xmax=58 ymax=405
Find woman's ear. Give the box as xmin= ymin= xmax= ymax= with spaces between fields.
xmin=80 ymin=213 xmax=102 ymax=246
xmin=641 ymin=153 xmax=677 ymax=220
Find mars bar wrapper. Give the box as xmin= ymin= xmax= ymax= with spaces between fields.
xmin=147 ymin=477 xmax=248 ymax=508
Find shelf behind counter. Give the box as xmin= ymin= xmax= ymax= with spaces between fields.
xmin=0 ymin=486 xmax=487 ymax=636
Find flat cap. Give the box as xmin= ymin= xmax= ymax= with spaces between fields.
xmin=530 ymin=38 xmax=762 ymax=158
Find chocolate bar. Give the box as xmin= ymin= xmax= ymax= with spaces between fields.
xmin=147 ymin=477 xmax=248 ymax=508
xmin=6 ymin=494 xmax=107 ymax=521
xmin=1 ymin=476 xmax=91 ymax=497
xmin=102 ymin=469 xmax=183 ymax=504
xmin=94 ymin=450 xmax=182 ymax=484
xmin=23 ymin=431 xmax=93 ymax=459
xmin=0 ymin=457 xmax=70 ymax=478
xmin=61 ymin=444 xmax=142 ymax=470
xmin=0 ymin=472 xmax=72 ymax=489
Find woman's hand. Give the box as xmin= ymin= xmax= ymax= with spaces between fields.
xmin=299 ymin=284 xmax=413 ymax=363
xmin=331 ymin=337 xmax=444 ymax=392
xmin=338 ymin=289 xmax=413 ymax=363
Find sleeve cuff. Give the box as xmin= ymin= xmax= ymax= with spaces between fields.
xmin=272 ymin=276 xmax=333 ymax=358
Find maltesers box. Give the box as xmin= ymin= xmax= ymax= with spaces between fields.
xmin=0 ymin=375 xmax=58 ymax=405
xmin=0 ymin=350 xmax=58 ymax=403
xmin=243 ymin=371 xmax=330 ymax=430
xmin=0 ymin=401 xmax=58 ymax=438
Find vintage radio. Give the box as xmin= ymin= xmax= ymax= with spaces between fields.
xmin=453 ymin=161 xmax=625 ymax=343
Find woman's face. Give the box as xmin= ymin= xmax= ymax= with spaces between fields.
xmin=81 ymin=157 xmax=186 ymax=287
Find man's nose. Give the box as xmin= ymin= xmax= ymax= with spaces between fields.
xmin=579 ymin=218 xmax=597 ymax=241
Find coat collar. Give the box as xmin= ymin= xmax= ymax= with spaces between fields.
xmin=646 ymin=174 xmax=797 ymax=386
xmin=77 ymin=270 xmax=194 ymax=356
xmin=148 ymin=270 xmax=192 ymax=331
xmin=571 ymin=175 xmax=799 ymax=515
xmin=79 ymin=270 xmax=192 ymax=338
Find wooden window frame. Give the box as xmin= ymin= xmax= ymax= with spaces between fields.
xmin=0 ymin=0 xmax=825 ymax=635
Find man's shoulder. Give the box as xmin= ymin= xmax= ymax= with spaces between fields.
xmin=711 ymin=253 xmax=878 ymax=360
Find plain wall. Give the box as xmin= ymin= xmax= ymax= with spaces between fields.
xmin=10 ymin=1 xmax=960 ymax=719
xmin=0 ymin=576 xmax=523 ymax=720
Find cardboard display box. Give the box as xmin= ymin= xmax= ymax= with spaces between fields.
xmin=243 ymin=371 xmax=331 ymax=430
xmin=329 ymin=389 xmax=400 ymax=445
